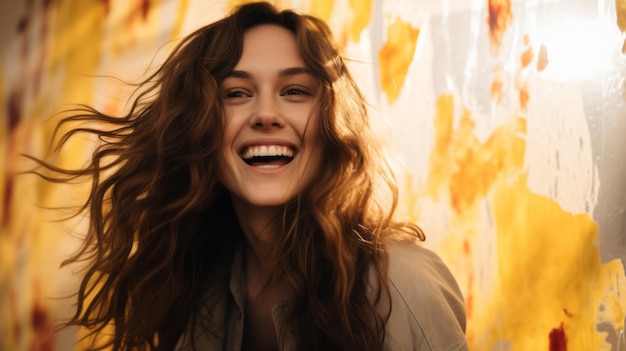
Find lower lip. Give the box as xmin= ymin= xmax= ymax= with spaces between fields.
xmin=242 ymin=159 xmax=293 ymax=173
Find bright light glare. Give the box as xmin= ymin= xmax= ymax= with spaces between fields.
xmin=534 ymin=19 xmax=613 ymax=82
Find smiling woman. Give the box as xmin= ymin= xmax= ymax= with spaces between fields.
xmin=218 ymin=25 xmax=323 ymax=210
xmin=30 ymin=2 xmax=467 ymax=351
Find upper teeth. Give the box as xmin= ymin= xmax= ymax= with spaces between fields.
xmin=241 ymin=145 xmax=294 ymax=159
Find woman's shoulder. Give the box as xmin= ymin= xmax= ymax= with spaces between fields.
xmin=381 ymin=240 xmax=468 ymax=351
xmin=385 ymin=240 xmax=461 ymax=293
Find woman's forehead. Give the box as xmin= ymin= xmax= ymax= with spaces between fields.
xmin=236 ymin=25 xmax=304 ymax=68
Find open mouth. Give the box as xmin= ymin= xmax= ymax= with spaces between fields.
xmin=240 ymin=145 xmax=295 ymax=167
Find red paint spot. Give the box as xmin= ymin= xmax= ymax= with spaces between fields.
xmin=549 ymin=323 xmax=567 ymax=351
xmin=2 ymin=176 xmax=14 ymax=227
xmin=18 ymin=0 xmax=34 ymax=33
xmin=463 ymin=239 xmax=471 ymax=255
xmin=32 ymin=304 xmax=47 ymax=331
xmin=43 ymin=0 xmax=54 ymax=10
xmin=31 ymin=284 xmax=55 ymax=351
xmin=10 ymin=291 xmax=21 ymax=342
xmin=17 ymin=16 xmax=28 ymax=33
xmin=8 ymin=89 xmax=22 ymax=132
xmin=37 ymin=0 xmax=57 ymax=97
xmin=141 ymin=0 xmax=151 ymax=20
xmin=100 ymin=0 xmax=111 ymax=16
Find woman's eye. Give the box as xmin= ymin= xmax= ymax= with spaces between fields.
xmin=224 ymin=90 xmax=248 ymax=98
xmin=283 ymin=87 xmax=311 ymax=96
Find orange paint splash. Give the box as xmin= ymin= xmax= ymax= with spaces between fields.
xmin=515 ymin=34 xmax=548 ymax=111
xmin=487 ymin=0 xmax=514 ymax=55
xmin=520 ymin=35 xmax=533 ymax=69
xmin=422 ymin=94 xmax=455 ymax=200
xmin=537 ymin=44 xmax=549 ymax=71
xmin=348 ymin=0 xmax=371 ymax=42
xmin=378 ymin=18 xmax=420 ymax=104
xmin=106 ymin=0 xmax=151 ymax=21
xmin=409 ymin=93 xmax=626 ymax=350
xmin=485 ymin=174 xmax=626 ymax=350
xmin=490 ymin=64 xmax=504 ymax=103
xmin=518 ymin=85 xmax=529 ymax=111
xmin=449 ymin=116 xmax=526 ymax=214
xmin=424 ymin=95 xmax=525 ymax=215
xmin=487 ymin=0 xmax=513 ymax=105
xmin=168 ymin=0 xmax=190 ymax=42
xmin=310 ymin=0 xmax=335 ymax=24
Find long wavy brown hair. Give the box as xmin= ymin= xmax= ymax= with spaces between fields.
xmin=33 ymin=2 xmax=424 ymax=350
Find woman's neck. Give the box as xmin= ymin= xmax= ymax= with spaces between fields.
xmin=230 ymin=197 xmax=290 ymax=351
xmin=230 ymin=195 xmax=282 ymax=276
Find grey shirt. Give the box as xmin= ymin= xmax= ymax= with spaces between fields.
xmin=176 ymin=241 xmax=468 ymax=351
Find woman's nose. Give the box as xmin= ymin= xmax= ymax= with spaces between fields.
xmin=250 ymin=94 xmax=284 ymax=129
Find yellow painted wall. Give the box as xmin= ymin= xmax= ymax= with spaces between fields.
xmin=2 ymin=0 xmax=625 ymax=350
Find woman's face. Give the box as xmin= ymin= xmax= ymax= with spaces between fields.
xmin=218 ymin=24 xmax=323 ymax=210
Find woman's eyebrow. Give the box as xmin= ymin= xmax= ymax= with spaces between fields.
xmin=225 ymin=67 xmax=310 ymax=79
xmin=225 ymin=70 xmax=251 ymax=79
xmin=278 ymin=67 xmax=310 ymax=77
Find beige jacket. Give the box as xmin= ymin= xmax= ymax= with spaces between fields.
xmin=176 ymin=241 xmax=468 ymax=351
